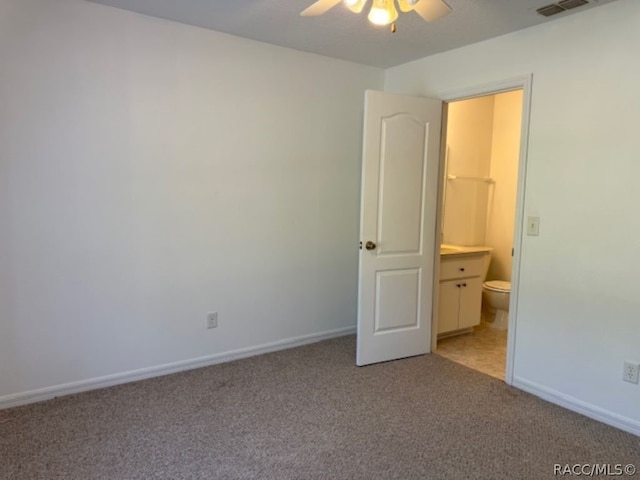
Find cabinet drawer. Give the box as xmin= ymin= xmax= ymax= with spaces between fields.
xmin=439 ymin=255 xmax=484 ymax=280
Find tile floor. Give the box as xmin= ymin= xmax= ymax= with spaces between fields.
xmin=435 ymin=321 xmax=507 ymax=380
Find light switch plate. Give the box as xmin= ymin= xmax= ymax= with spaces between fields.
xmin=207 ymin=312 xmax=218 ymax=329
xmin=527 ymin=216 xmax=540 ymax=236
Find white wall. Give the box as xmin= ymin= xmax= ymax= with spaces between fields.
xmin=486 ymin=90 xmax=522 ymax=282
xmin=443 ymin=96 xmax=494 ymax=246
xmin=386 ymin=0 xmax=640 ymax=433
xmin=0 ymin=0 xmax=383 ymax=402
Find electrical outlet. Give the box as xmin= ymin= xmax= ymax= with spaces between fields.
xmin=623 ymin=361 xmax=639 ymax=384
xmin=207 ymin=312 xmax=218 ymax=329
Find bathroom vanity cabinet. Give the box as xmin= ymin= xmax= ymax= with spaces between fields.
xmin=437 ymin=253 xmax=484 ymax=335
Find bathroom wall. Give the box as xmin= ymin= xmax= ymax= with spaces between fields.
xmin=485 ymin=90 xmax=523 ymax=282
xmin=442 ymin=96 xmax=494 ymax=246
xmin=443 ymin=91 xmax=521 ymax=281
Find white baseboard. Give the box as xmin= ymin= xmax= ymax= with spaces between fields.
xmin=513 ymin=376 xmax=640 ymax=437
xmin=0 ymin=326 xmax=356 ymax=409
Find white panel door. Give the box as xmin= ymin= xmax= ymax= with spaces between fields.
xmin=357 ymin=90 xmax=442 ymax=366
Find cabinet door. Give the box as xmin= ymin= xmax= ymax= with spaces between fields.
xmin=458 ymin=277 xmax=483 ymax=329
xmin=437 ymin=280 xmax=460 ymax=334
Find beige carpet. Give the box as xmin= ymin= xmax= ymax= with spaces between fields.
xmin=1 ymin=335 xmax=638 ymax=479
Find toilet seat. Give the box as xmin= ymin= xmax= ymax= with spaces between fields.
xmin=483 ymin=280 xmax=511 ymax=293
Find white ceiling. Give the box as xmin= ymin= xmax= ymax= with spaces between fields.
xmin=86 ymin=0 xmax=618 ymax=68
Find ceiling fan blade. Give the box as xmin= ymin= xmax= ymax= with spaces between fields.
xmin=413 ymin=0 xmax=452 ymax=22
xmin=301 ymin=0 xmax=343 ymax=16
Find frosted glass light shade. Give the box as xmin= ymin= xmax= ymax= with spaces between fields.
xmin=397 ymin=0 xmax=418 ymax=12
xmin=368 ymin=0 xmax=398 ymax=25
xmin=344 ymin=0 xmax=368 ymax=13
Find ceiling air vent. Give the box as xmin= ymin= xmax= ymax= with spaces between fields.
xmin=536 ymin=0 xmax=589 ymax=17
xmin=537 ymin=4 xmax=565 ymax=16
xmin=558 ymin=0 xmax=589 ymax=9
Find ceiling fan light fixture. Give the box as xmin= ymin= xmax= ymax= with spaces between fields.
xmin=344 ymin=0 xmax=368 ymax=13
xmin=397 ymin=0 xmax=418 ymax=13
xmin=368 ymin=0 xmax=398 ymax=26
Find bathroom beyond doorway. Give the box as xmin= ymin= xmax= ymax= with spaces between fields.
xmin=435 ymin=89 xmax=524 ymax=381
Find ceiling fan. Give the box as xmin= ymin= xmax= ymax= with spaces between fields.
xmin=301 ymin=0 xmax=452 ymax=29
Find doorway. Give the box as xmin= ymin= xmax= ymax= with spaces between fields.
xmin=432 ymin=80 xmax=531 ymax=384
xmin=355 ymin=78 xmax=531 ymax=381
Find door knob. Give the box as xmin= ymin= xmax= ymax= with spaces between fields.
xmin=365 ymin=241 xmax=377 ymax=251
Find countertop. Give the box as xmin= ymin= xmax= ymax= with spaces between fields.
xmin=440 ymin=244 xmax=493 ymax=257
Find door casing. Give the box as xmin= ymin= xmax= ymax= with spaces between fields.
xmin=431 ymin=75 xmax=533 ymax=386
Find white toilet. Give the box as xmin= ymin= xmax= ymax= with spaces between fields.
xmin=482 ymin=280 xmax=511 ymax=330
